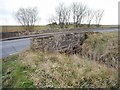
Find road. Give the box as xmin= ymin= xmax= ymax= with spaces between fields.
xmin=0 ymin=38 xmax=30 ymax=58
xmin=0 ymin=28 xmax=118 ymax=59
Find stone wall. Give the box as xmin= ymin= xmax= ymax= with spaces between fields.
xmin=1 ymin=32 xmax=20 ymax=39
xmin=31 ymin=33 xmax=87 ymax=54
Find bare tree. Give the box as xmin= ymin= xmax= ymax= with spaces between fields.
xmin=81 ymin=14 xmax=86 ymax=25
xmin=86 ymin=9 xmax=95 ymax=27
xmin=95 ymin=9 xmax=104 ymax=27
xmin=15 ymin=7 xmax=39 ymax=30
xmin=71 ymin=2 xmax=87 ymax=28
xmin=48 ymin=15 xmax=57 ymax=29
xmin=56 ymin=3 xmax=64 ymax=28
xmin=55 ymin=3 xmax=71 ymax=28
xmin=64 ymin=7 xmax=71 ymax=28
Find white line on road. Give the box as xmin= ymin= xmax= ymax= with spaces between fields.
xmin=9 ymin=53 xmax=17 ymax=56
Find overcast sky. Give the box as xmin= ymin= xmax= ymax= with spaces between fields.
xmin=0 ymin=0 xmax=119 ymax=25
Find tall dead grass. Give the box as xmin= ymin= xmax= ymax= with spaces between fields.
xmin=19 ymin=50 xmax=118 ymax=88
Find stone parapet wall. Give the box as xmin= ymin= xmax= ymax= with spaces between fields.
xmin=31 ymin=33 xmax=87 ymax=54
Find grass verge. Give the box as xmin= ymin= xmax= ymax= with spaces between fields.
xmin=2 ymin=49 xmax=118 ymax=88
xmin=2 ymin=54 xmax=35 ymax=88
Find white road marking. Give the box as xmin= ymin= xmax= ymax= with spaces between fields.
xmin=9 ymin=53 xmax=17 ymax=56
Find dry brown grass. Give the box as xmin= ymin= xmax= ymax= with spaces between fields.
xmin=19 ymin=50 xmax=118 ymax=88
xmin=82 ymin=32 xmax=118 ymax=68
xmin=83 ymin=32 xmax=118 ymax=53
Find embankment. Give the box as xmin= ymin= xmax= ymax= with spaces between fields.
xmin=31 ymin=32 xmax=118 ymax=68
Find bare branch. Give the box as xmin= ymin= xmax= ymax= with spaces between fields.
xmin=86 ymin=9 xmax=95 ymax=27
xmin=48 ymin=15 xmax=57 ymax=29
xmin=15 ymin=7 xmax=39 ymax=30
xmin=95 ymin=9 xmax=104 ymax=27
xmin=55 ymin=3 xmax=71 ymax=28
xmin=71 ymin=2 xmax=87 ymax=27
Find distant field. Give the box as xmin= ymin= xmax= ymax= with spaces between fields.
xmin=0 ymin=25 xmax=118 ymax=33
xmin=0 ymin=25 xmax=50 ymax=33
